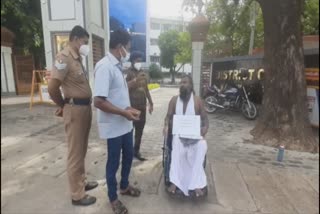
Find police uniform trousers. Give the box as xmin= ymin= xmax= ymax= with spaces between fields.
xmin=133 ymin=107 xmax=146 ymax=155
xmin=63 ymin=104 xmax=92 ymax=200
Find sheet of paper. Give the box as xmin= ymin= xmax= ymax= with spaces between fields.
xmin=172 ymin=115 xmax=201 ymax=137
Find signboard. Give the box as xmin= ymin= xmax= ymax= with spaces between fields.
xmin=306 ymin=68 xmax=319 ymax=127
xmin=208 ymin=54 xmax=319 ymax=127
xmin=172 ymin=115 xmax=201 ymax=137
xmin=307 ymin=88 xmax=319 ymax=127
xmin=214 ymin=68 xmax=265 ymax=82
xmin=30 ymin=70 xmax=63 ymax=110
xmin=40 ymin=84 xmax=53 ymax=103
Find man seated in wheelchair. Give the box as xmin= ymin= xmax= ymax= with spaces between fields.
xmin=163 ymin=75 xmax=209 ymax=198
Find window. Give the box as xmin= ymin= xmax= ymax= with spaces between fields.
xmin=162 ymin=24 xmax=172 ymax=32
xmin=150 ymin=56 xmax=160 ymax=63
xmin=49 ymin=0 xmax=75 ymax=20
xmin=150 ymin=39 xmax=158 ymax=46
xmin=173 ymin=24 xmax=179 ymax=30
xmin=92 ymin=35 xmax=105 ymax=66
xmin=151 ymin=22 xmax=160 ymax=30
xmin=52 ymin=32 xmax=69 ymax=57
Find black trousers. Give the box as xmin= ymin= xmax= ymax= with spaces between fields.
xmin=133 ymin=108 xmax=146 ymax=154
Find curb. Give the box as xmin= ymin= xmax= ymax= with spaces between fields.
xmin=149 ymin=88 xmax=160 ymax=93
xmin=160 ymin=85 xmax=179 ymax=88
xmin=1 ymin=96 xmax=30 ymax=106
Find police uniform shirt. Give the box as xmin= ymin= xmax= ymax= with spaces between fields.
xmin=51 ymin=46 xmax=92 ymax=99
xmin=126 ymin=68 xmax=149 ymax=110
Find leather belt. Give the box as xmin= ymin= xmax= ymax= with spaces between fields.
xmin=65 ymin=98 xmax=92 ymax=105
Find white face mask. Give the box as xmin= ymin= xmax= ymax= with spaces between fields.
xmin=79 ymin=45 xmax=90 ymax=56
xmin=134 ymin=62 xmax=142 ymax=71
xmin=120 ymin=46 xmax=130 ymax=63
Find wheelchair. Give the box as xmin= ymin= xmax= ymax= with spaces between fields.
xmin=162 ymin=133 xmax=208 ymax=199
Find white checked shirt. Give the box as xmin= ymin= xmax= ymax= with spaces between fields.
xmin=94 ymin=52 xmax=133 ymax=139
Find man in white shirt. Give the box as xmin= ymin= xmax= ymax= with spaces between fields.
xmin=94 ymin=29 xmax=141 ymax=214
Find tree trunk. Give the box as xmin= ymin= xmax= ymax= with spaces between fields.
xmin=170 ymin=67 xmax=176 ymax=84
xmin=251 ymin=0 xmax=318 ymax=152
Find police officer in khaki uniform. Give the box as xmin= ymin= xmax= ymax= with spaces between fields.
xmin=48 ymin=26 xmax=97 ymax=206
xmin=126 ymin=51 xmax=153 ymax=161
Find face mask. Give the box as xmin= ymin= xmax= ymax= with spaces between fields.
xmin=120 ymin=46 xmax=130 ymax=63
xmin=79 ymin=45 xmax=90 ymax=56
xmin=134 ymin=62 xmax=142 ymax=71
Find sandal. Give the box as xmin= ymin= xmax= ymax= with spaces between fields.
xmin=166 ymin=185 xmax=185 ymax=199
xmin=195 ymin=189 xmax=204 ymax=197
xmin=202 ymin=186 xmax=208 ymax=197
xmin=111 ymin=200 xmax=128 ymax=214
xmin=166 ymin=185 xmax=176 ymax=196
xmin=120 ymin=185 xmax=141 ymax=197
xmin=175 ymin=189 xmax=185 ymax=198
xmin=189 ymin=188 xmax=206 ymax=199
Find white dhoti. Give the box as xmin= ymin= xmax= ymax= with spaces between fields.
xmin=169 ymin=93 xmax=208 ymax=196
xmin=169 ymin=136 xmax=207 ymax=196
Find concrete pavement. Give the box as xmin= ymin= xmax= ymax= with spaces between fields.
xmin=1 ymin=95 xmax=30 ymax=106
xmin=1 ymin=88 xmax=319 ymax=214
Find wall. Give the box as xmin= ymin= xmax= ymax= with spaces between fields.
xmin=149 ymin=45 xmax=160 ymax=56
xmin=12 ymin=55 xmax=35 ymax=95
xmin=83 ymin=0 xmax=109 ymax=87
xmin=146 ymin=0 xmax=150 ymax=66
xmin=1 ymin=46 xmax=16 ymax=95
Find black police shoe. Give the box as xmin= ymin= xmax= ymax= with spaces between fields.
xmin=134 ymin=152 xmax=147 ymax=161
xmin=72 ymin=194 xmax=96 ymax=206
xmin=85 ymin=181 xmax=98 ymax=191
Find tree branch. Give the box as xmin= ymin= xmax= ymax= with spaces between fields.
xmin=176 ymin=63 xmax=185 ymax=73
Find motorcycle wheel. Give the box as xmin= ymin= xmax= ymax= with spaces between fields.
xmin=204 ymin=96 xmax=218 ymax=113
xmin=241 ymin=101 xmax=258 ymax=120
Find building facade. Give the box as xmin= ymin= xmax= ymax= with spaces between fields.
xmin=40 ymin=0 xmax=109 ymax=87
xmin=1 ymin=27 xmax=16 ymax=95
xmin=148 ymin=16 xmax=191 ymax=73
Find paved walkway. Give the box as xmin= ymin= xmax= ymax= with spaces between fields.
xmin=1 ymin=95 xmax=30 ymax=105
xmin=1 ymin=88 xmax=319 ymax=214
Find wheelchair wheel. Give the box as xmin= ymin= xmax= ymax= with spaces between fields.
xmin=163 ymin=135 xmax=172 ymax=187
xmin=203 ymin=155 xmax=207 ymax=169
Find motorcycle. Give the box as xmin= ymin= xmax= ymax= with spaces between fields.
xmin=203 ymin=82 xmax=258 ymax=120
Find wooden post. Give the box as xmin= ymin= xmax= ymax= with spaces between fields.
xmin=37 ymin=71 xmax=43 ymax=103
xmin=29 ymin=70 xmax=36 ymax=110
